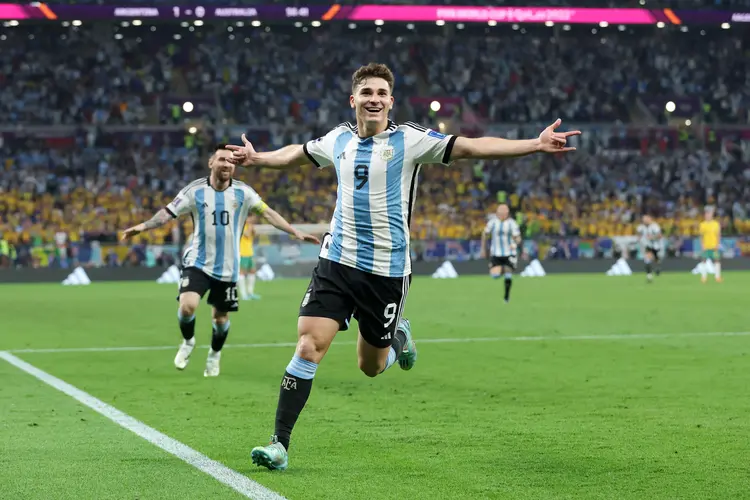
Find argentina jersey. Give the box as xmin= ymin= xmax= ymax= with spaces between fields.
xmin=166 ymin=177 xmax=267 ymax=283
xmin=485 ymin=218 xmax=520 ymax=257
xmin=637 ymin=223 xmax=662 ymax=250
xmin=303 ymin=120 xmax=456 ymax=278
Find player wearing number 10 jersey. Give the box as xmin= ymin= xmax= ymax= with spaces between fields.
xmin=121 ymin=145 xmax=319 ymax=377
xmin=227 ymin=63 xmax=581 ymax=471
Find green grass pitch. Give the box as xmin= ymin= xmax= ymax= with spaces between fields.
xmin=1 ymin=272 xmax=748 ymax=500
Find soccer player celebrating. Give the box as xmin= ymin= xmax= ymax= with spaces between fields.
xmin=637 ymin=214 xmax=662 ymax=283
xmin=480 ymin=204 xmax=521 ymax=302
xmin=698 ymin=208 xmax=722 ymax=283
xmin=239 ymin=216 xmax=260 ymax=300
xmin=227 ymin=63 xmax=580 ymax=470
xmin=121 ymin=145 xmax=319 ymax=377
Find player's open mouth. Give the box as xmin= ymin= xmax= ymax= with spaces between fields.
xmin=365 ymin=107 xmax=382 ymax=113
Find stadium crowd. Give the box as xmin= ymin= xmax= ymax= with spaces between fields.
xmin=1 ymin=23 xmax=748 ymax=267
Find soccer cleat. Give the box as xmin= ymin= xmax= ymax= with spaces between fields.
xmin=174 ymin=339 xmax=195 ymax=370
xmin=249 ymin=294 xmax=262 ymax=300
xmin=204 ymin=349 xmax=221 ymax=377
xmin=251 ymin=436 xmax=288 ymax=471
xmin=397 ymin=318 xmax=417 ymax=371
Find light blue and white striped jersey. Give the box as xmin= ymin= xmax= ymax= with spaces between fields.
xmin=304 ymin=121 xmax=456 ymax=278
xmin=166 ymin=177 xmax=266 ymax=282
xmin=484 ymin=217 xmax=521 ymax=257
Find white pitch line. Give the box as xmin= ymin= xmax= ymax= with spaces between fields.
xmin=7 ymin=331 xmax=750 ymax=355
xmin=0 ymin=351 xmax=287 ymax=500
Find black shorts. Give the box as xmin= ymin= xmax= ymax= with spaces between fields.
xmin=299 ymin=258 xmax=410 ymax=349
xmin=490 ymin=255 xmax=517 ymax=270
xmin=177 ymin=267 xmax=239 ymax=312
xmin=645 ymin=246 xmax=661 ymax=258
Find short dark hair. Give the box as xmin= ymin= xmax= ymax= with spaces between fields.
xmin=351 ymin=63 xmax=395 ymax=94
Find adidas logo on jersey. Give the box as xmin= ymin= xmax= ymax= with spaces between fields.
xmin=606 ymin=258 xmax=633 ymax=276
xmin=61 ymin=266 xmax=91 ymax=286
xmin=520 ymin=259 xmax=546 ymax=277
xmin=432 ymin=261 xmax=458 ymax=279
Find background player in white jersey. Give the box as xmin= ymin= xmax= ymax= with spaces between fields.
xmin=637 ymin=214 xmax=662 ymax=283
xmin=480 ymin=204 xmax=521 ymax=303
xmin=121 ymin=145 xmax=319 ymax=377
xmin=227 ymin=63 xmax=580 ymax=470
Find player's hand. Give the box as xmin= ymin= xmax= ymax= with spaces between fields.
xmin=293 ymin=230 xmax=321 ymax=245
xmin=538 ymin=119 xmax=581 ymax=153
xmin=121 ymin=224 xmax=145 ymax=240
xmin=226 ymin=134 xmax=257 ymax=167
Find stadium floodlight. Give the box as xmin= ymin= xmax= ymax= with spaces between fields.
xmin=183 ymin=102 xmax=194 ymax=113
xmin=374 ymin=19 xmax=384 ymax=26
xmin=721 ymin=23 xmax=730 ymax=29
xmin=311 ymin=21 xmax=321 ymax=28
xmin=657 ymin=22 xmax=665 ymax=28
xmin=599 ymin=21 xmax=609 ymax=28
xmin=430 ymin=101 xmax=441 ymax=112
xmin=436 ymin=20 xmax=445 ymax=26
xmin=132 ymin=20 xmax=142 ymax=26
xmin=188 ymin=126 xmax=198 ymax=135
xmin=251 ymin=20 xmax=261 ymax=27
xmin=665 ymin=101 xmax=676 ymax=113
xmin=545 ymin=21 xmax=554 ymax=27
xmin=488 ymin=20 xmax=498 ymax=27
xmin=194 ymin=20 xmax=203 ymax=26
xmin=72 ymin=20 xmax=82 ymax=26
xmin=685 ymin=119 xmax=692 ymax=126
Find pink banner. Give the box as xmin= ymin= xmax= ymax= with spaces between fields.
xmin=0 ymin=4 xmax=33 ymax=19
xmin=348 ymin=6 xmax=656 ymax=24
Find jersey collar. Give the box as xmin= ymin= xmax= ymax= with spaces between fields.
xmin=207 ymin=175 xmax=233 ymax=192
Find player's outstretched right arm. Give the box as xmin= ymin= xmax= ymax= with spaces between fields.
xmin=226 ymin=134 xmax=310 ymax=170
xmin=120 ymin=208 xmax=173 ymax=240
xmin=121 ymin=185 xmax=194 ymax=240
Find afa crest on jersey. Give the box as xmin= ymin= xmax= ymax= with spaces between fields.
xmin=380 ymin=147 xmax=395 ymax=161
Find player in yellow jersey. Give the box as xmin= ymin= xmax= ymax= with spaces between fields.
xmin=239 ymin=215 xmax=261 ymax=300
xmin=698 ymin=208 xmax=722 ymax=283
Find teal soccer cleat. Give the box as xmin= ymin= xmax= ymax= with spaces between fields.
xmin=397 ymin=318 xmax=417 ymax=371
xmin=251 ymin=436 xmax=288 ymax=471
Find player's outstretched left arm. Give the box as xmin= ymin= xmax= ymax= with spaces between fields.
xmin=121 ymin=208 xmax=173 ymax=240
xmin=451 ymin=119 xmax=581 ymax=161
xmin=261 ymin=207 xmax=321 ymax=244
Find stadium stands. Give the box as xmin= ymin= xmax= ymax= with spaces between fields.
xmin=0 ymin=21 xmax=748 ymax=267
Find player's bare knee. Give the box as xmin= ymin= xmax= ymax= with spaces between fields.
xmin=295 ymin=334 xmax=326 ymax=363
xmin=296 ymin=318 xmax=338 ymax=363
xmin=357 ymin=358 xmax=383 ymax=378
xmin=179 ymin=302 xmax=197 ymax=317
xmin=213 ymin=311 xmax=229 ymax=325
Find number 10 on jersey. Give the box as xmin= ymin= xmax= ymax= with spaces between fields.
xmin=212 ymin=210 xmax=230 ymax=226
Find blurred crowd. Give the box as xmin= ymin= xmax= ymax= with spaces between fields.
xmin=0 ymin=21 xmax=748 ymax=267
xmin=2 ymin=24 xmax=747 ymax=127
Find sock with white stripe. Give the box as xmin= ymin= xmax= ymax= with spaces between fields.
xmin=381 ymin=328 xmax=407 ymax=373
xmin=274 ymin=355 xmax=318 ymax=451
xmin=178 ymin=310 xmax=196 ymax=343
xmin=211 ymin=320 xmax=230 ymax=352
